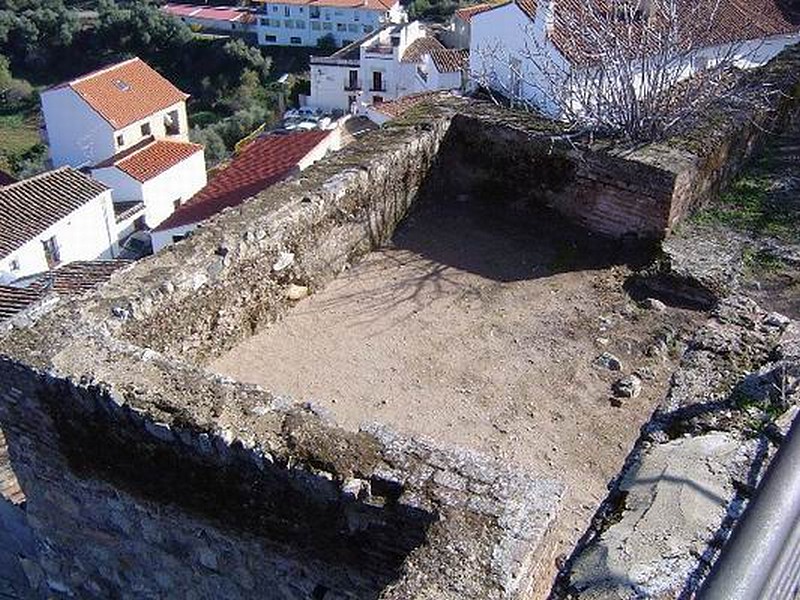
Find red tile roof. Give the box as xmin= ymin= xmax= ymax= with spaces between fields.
xmin=94 ymin=137 xmax=204 ymax=183
xmin=0 ymin=168 xmax=110 ymax=258
xmin=430 ymin=48 xmax=469 ymax=72
xmin=154 ymin=130 xmax=330 ymax=231
xmin=162 ymin=4 xmax=257 ymax=24
xmin=401 ymin=36 xmax=446 ymax=63
xmin=0 ymin=260 xmax=132 ymax=321
xmin=49 ymin=58 xmax=189 ymax=130
xmin=454 ymin=3 xmax=495 ymax=22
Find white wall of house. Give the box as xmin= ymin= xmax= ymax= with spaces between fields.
xmin=255 ymin=2 xmax=400 ymax=47
xmin=42 ymin=86 xmax=190 ymax=168
xmin=93 ymin=151 xmax=207 ymax=230
xmin=151 ymin=223 xmax=198 ymax=254
xmin=469 ymin=2 xmax=568 ymax=116
xmin=112 ymin=102 xmax=190 ymax=153
xmin=309 ymin=59 xmax=362 ymax=112
xmin=0 ymin=191 xmax=117 ymax=284
xmin=40 ymin=87 xmax=117 ymax=168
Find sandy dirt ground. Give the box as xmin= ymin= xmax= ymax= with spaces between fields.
xmin=211 ymin=196 xmax=704 ymax=567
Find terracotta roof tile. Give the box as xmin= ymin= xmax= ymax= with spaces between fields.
xmin=0 ymin=260 xmax=131 ymax=321
xmin=401 ymin=36 xmax=446 ymax=63
xmin=0 ymin=168 xmax=109 ymax=258
xmin=154 ymin=130 xmax=330 ymax=231
xmin=163 ymin=4 xmax=257 ymax=24
xmin=454 ymin=3 xmax=495 ymax=22
xmin=52 ymin=58 xmax=189 ymax=130
xmin=94 ymin=138 xmax=204 ymax=183
xmin=430 ymin=48 xmax=469 ymax=72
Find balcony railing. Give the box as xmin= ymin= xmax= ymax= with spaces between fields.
xmin=370 ymin=84 xmax=387 ymax=92
xmin=344 ymin=83 xmax=362 ymax=91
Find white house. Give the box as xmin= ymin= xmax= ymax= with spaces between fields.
xmin=162 ymin=3 xmax=258 ymax=34
xmin=41 ymin=58 xmax=191 ymax=169
xmin=445 ymin=3 xmax=493 ymax=49
xmin=91 ymin=137 xmax=207 ymax=230
xmin=310 ymin=22 xmax=468 ymax=113
xmin=253 ymin=0 xmax=406 ymax=47
xmin=0 ymin=168 xmax=118 ymax=284
xmin=469 ymin=0 xmax=800 ymax=118
xmin=152 ymin=130 xmax=336 ymax=252
xmin=41 ymin=57 xmax=208 ymax=247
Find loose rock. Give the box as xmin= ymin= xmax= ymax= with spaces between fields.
xmin=594 ymin=352 xmax=623 ymax=371
xmin=613 ymin=375 xmax=642 ymax=398
xmin=642 ymin=298 xmax=667 ymax=312
xmin=286 ymin=284 xmax=309 ymax=301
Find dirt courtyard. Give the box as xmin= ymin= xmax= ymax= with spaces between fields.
xmin=211 ymin=196 xmax=703 ymax=561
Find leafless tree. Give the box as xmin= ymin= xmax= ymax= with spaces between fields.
xmin=471 ymin=0 xmax=764 ymax=141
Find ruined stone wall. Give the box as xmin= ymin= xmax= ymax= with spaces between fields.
xmin=0 ymin=333 xmax=562 ymax=599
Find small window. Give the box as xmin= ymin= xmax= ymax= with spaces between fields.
xmin=116 ymin=134 xmax=124 ymax=147
xmin=172 ymin=234 xmax=187 ymax=244
xmin=272 ymin=5 xmax=278 ymax=11
xmin=141 ymin=122 xmax=151 ymax=137
xmin=285 ymin=19 xmax=294 ymax=28
xmin=322 ymin=22 xmax=332 ymax=30
xmin=291 ymin=36 xmax=302 ymax=44
xmin=265 ymin=34 xmax=277 ymax=42
xmin=311 ymin=21 xmax=320 ymax=30
xmin=336 ymin=23 xmax=346 ymax=31
xmin=9 ymin=258 xmax=20 ymax=271
xmin=373 ymin=95 xmax=383 ymax=104
xmin=284 ymin=6 xmax=290 ymax=16
xmin=42 ymin=236 xmax=61 ymax=269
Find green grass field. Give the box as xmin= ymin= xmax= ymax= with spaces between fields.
xmin=0 ymin=112 xmax=43 ymax=174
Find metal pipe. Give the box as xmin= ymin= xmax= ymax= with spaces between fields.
xmin=701 ymin=413 xmax=800 ymax=600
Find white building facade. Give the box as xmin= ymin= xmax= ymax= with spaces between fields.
xmin=469 ymin=0 xmax=800 ymax=119
xmin=310 ymin=22 xmax=467 ymax=112
xmin=41 ymin=58 xmax=190 ymax=169
xmin=254 ymin=0 xmax=406 ymax=47
xmin=0 ymin=169 xmax=117 ymax=284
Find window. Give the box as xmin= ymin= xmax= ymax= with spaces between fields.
xmin=373 ymin=95 xmax=383 ymax=104
xmin=336 ymin=23 xmax=346 ymax=31
xmin=272 ymin=5 xmax=277 ymax=11
xmin=141 ymin=122 xmax=151 ymax=137
xmin=372 ymin=71 xmax=384 ymax=92
xmin=296 ymin=19 xmax=305 ymax=28
xmin=363 ymin=24 xmax=374 ymax=32
xmin=348 ymin=23 xmax=357 ymax=32
xmin=42 ymin=236 xmax=60 ymax=269
xmin=260 ymin=17 xmax=269 ymax=25
xmin=116 ymin=134 xmax=124 ymax=147
xmin=285 ymin=19 xmax=294 ymax=28
xmin=347 ymin=69 xmax=359 ymax=90
xmin=265 ymin=34 xmax=277 ymax=42
xmin=311 ymin=21 xmax=320 ymax=29
xmin=284 ymin=6 xmax=290 ymax=16
xmin=291 ymin=36 xmax=302 ymax=44
xmin=164 ymin=110 xmax=180 ymax=135
xmin=310 ymin=6 xmax=320 ymax=18
xmin=348 ymin=94 xmax=356 ymax=107
xmin=9 ymin=258 xmax=19 ymax=272
xmin=354 ymin=10 xmax=360 ymax=21
xmin=322 ymin=22 xmax=332 ymax=29
xmin=172 ymin=234 xmax=187 ymax=244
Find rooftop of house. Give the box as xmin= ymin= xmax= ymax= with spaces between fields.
xmin=430 ymin=48 xmax=469 ymax=72
xmin=154 ymin=130 xmax=330 ymax=232
xmin=0 ymin=260 xmax=132 ymax=322
xmin=45 ymin=58 xmax=189 ymax=130
xmin=401 ymin=35 xmax=446 ymax=62
xmin=162 ymin=3 xmax=257 ymax=24
xmin=0 ymin=168 xmax=110 ymax=258
xmin=252 ymin=0 xmax=396 ymax=10
xmin=475 ymin=0 xmax=800 ymax=64
xmin=93 ymin=137 xmax=204 ymax=183
xmin=454 ymin=3 xmax=495 ymax=22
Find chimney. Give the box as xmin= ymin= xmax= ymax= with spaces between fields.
xmin=545 ymin=0 xmax=555 ymax=35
